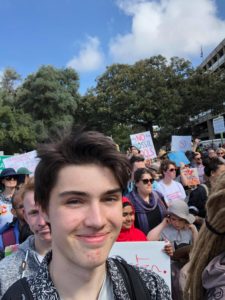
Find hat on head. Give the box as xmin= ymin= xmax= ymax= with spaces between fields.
xmin=149 ymin=163 xmax=160 ymax=172
xmin=17 ymin=167 xmax=32 ymax=175
xmin=0 ymin=168 xmax=18 ymax=179
xmin=158 ymin=149 xmax=167 ymax=159
xmin=167 ymin=200 xmax=195 ymax=224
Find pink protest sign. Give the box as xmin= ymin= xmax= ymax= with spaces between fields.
xmin=130 ymin=131 xmax=156 ymax=159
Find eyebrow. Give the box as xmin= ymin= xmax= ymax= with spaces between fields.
xmin=59 ymin=188 xmax=122 ymax=198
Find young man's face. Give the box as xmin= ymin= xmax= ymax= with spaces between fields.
xmin=46 ymin=164 xmax=123 ymax=271
xmin=24 ymin=191 xmax=51 ymax=242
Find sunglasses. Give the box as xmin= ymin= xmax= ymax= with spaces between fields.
xmin=195 ymin=157 xmax=202 ymax=160
xmin=4 ymin=176 xmax=17 ymax=181
xmin=217 ymin=152 xmax=223 ymax=155
xmin=142 ymin=178 xmax=154 ymax=184
xmin=168 ymin=168 xmax=176 ymax=172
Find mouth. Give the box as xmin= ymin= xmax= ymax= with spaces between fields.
xmin=38 ymin=228 xmax=51 ymax=234
xmin=76 ymin=233 xmax=109 ymax=244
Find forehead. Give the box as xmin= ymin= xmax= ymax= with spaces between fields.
xmin=52 ymin=164 xmax=121 ymax=195
xmin=141 ymin=173 xmax=152 ymax=178
xmin=123 ymin=205 xmax=133 ymax=213
xmin=23 ymin=191 xmax=36 ymax=211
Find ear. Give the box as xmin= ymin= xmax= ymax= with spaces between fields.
xmin=24 ymin=212 xmax=28 ymax=223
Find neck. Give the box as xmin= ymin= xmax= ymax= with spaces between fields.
xmin=3 ymin=187 xmax=15 ymax=197
xmin=50 ymin=250 xmax=106 ymax=300
xmin=34 ymin=237 xmax=51 ymax=256
xmin=162 ymin=177 xmax=172 ymax=185
xmin=137 ymin=190 xmax=149 ymax=202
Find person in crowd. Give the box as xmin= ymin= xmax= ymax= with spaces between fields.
xmin=127 ymin=168 xmax=167 ymax=235
xmin=188 ymin=157 xmax=225 ymax=227
xmin=190 ymin=152 xmax=205 ymax=184
xmin=207 ymin=148 xmax=217 ymax=158
xmin=185 ymin=172 xmax=225 ymax=300
xmin=148 ymin=200 xmax=198 ymax=300
xmin=117 ymin=197 xmax=147 ymax=242
xmin=0 ymin=188 xmax=32 ymax=254
xmin=158 ymin=149 xmax=168 ymax=161
xmin=0 ymin=177 xmax=51 ymax=297
xmin=130 ymin=145 xmax=141 ymax=156
xmin=117 ymin=197 xmax=174 ymax=257
xmin=147 ymin=200 xmax=198 ymax=250
xmin=216 ymin=147 xmax=225 ymax=163
xmin=17 ymin=167 xmax=32 ymax=187
xmin=126 ymin=155 xmax=145 ymax=193
xmin=3 ymin=130 xmax=170 ymax=299
xmin=0 ymin=168 xmax=19 ymax=231
xmin=156 ymin=160 xmax=186 ymax=205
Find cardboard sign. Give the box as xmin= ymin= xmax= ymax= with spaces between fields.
xmin=181 ymin=167 xmax=200 ymax=186
xmin=168 ymin=151 xmax=190 ymax=167
xmin=171 ymin=136 xmax=192 ymax=152
xmin=213 ymin=116 xmax=225 ymax=134
xmin=3 ymin=150 xmax=39 ymax=174
xmin=130 ymin=131 xmax=156 ymax=159
xmin=109 ymin=241 xmax=171 ymax=290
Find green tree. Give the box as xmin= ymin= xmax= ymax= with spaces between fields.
xmin=0 ymin=68 xmax=21 ymax=106
xmin=94 ymin=56 xmax=193 ymax=139
xmin=0 ymin=106 xmax=37 ymax=154
xmin=17 ymin=65 xmax=80 ymax=138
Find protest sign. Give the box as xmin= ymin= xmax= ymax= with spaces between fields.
xmin=3 ymin=150 xmax=39 ymax=174
xmin=168 ymin=151 xmax=190 ymax=167
xmin=109 ymin=241 xmax=171 ymax=290
xmin=0 ymin=156 xmax=11 ymax=172
xmin=181 ymin=167 xmax=200 ymax=186
xmin=130 ymin=131 xmax=156 ymax=159
xmin=171 ymin=136 xmax=192 ymax=152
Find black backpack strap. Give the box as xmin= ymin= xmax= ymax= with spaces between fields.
xmin=2 ymin=278 xmax=34 ymax=300
xmin=112 ymin=257 xmax=150 ymax=300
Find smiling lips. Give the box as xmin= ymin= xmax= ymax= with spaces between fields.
xmin=76 ymin=233 xmax=109 ymax=244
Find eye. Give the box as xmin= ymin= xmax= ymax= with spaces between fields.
xmin=103 ymin=196 xmax=120 ymax=203
xmin=65 ymin=198 xmax=83 ymax=206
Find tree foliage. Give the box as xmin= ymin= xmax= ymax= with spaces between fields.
xmin=17 ymin=65 xmax=80 ymax=137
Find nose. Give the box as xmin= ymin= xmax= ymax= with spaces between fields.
xmin=84 ymin=202 xmax=106 ymax=229
xmin=37 ymin=213 xmax=47 ymax=227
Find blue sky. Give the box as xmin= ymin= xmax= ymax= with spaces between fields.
xmin=0 ymin=0 xmax=225 ymax=94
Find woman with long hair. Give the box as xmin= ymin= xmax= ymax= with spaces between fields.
xmin=127 ymin=168 xmax=167 ymax=235
xmin=185 ymin=172 xmax=225 ymax=300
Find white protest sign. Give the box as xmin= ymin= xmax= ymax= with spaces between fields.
xmin=109 ymin=241 xmax=171 ymax=290
xmin=213 ymin=116 xmax=225 ymax=134
xmin=3 ymin=150 xmax=40 ymax=174
xmin=130 ymin=131 xmax=156 ymax=159
xmin=171 ymin=136 xmax=192 ymax=152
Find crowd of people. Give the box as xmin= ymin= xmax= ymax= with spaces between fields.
xmin=0 ymin=133 xmax=225 ymax=299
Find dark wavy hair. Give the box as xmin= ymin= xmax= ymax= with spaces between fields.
xmin=34 ymin=129 xmax=131 ymax=211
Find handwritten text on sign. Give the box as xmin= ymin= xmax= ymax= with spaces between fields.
xmin=130 ymin=131 xmax=156 ymax=159
xmin=109 ymin=241 xmax=171 ymax=290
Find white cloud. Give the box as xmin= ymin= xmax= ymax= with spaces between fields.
xmin=110 ymin=0 xmax=225 ymax=63
xmin=67 ymin=36 xmax=105 ymax=72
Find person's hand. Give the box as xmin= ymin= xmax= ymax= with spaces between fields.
xmin=162 ymin=216 xmax=170 ymax=227
xmin=163 ymin=241 xmax=173 ymax=257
